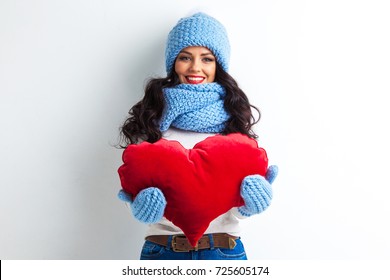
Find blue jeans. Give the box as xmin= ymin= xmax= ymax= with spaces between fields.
xmin=140 ymin=236 xmax=247 ymax=260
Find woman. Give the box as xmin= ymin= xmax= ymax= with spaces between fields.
xmin=118 ymin=12 xmax=278 ymax=260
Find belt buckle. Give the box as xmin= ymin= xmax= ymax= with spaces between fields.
xmin=171 ymin=235 xmax=191 ymax=252
xmin=228 ymin=237 xmax=237 ymax=249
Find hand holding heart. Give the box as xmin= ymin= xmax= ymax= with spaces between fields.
xmin=119 ymin=165 xmax=278 ymax=220
xmin=118 ymin=133 xmax=276 ymax=246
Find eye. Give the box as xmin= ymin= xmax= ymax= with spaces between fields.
xmin=178 ymin=55 xmax=191 ymax=61
xmin=202 ymin=57 xmax=215 ymax=63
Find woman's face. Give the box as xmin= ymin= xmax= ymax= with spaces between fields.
xmin=174 ymin=46 xmax=216 ymax=84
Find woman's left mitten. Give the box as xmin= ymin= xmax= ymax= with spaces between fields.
xmin=238 ymin=174 xmax=273 ymax=217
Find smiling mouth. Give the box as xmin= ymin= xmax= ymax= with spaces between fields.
xmin=186 ymin=76 xmax=205 ymax=84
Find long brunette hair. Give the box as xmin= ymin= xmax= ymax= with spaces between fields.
xmin=119 ymin=63 xmax=260 ymax=147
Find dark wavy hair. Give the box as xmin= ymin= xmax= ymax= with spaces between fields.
xmin=119 ymin=63 xmax=260 ymax=147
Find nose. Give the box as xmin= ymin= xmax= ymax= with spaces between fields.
xmin=189 ymin=59 xmax=201 ymax=72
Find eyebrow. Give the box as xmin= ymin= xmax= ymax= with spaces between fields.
xmin=179 ymin=50 xmax=214 ymax=56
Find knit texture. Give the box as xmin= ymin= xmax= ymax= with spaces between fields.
xmin=265 ymin=165 xmax=279 ymax=184
xmin=238 ymin=165 xmax=278 ymax=217
xmin=118 ymin=188 xmax=166 ymax=224
xmin=159 ymin=83 xmax=230 ymax=133
xmin=165 ymin=12 xmax=230 ymax=74
xmin=238 ymin=175 xmax=273 ymax=217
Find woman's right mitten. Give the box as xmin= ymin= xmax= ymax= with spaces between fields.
xmin=118 ymin=187 xmax=166 ymax=223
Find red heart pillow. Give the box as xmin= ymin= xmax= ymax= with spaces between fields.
xmin=118 ymin=133 xmax=268 ymax=246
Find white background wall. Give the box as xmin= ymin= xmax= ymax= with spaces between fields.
xmin=1 ymin=0 xmax=389 ymax=260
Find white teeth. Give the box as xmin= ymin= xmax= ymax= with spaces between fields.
xmin=187 ymin=77 xmax=204 ymax=81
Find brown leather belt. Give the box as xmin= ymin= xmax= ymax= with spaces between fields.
xmin=146 ymin=233 xmax=238 ymax=252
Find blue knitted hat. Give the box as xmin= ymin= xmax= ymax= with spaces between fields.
xmin=165 ymin=12 xmax=231 ymax=74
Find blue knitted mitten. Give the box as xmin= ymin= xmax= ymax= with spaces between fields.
xmin=118 ymin=187 xmax=167 ymax=224
xmin=238 ymin=165 xmax=279 ymax=217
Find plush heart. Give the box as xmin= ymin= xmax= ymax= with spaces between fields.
xmin=118 ymin=133 xmax=268 ymax=246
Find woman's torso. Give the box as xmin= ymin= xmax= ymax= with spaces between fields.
xmin=145 ymin=127 xmax=244 ymax=237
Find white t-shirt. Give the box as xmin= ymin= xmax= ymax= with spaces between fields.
xmin=145 ymin=128 xmax=246 ymax=237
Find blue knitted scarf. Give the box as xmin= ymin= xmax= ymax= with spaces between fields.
xmin=159 ymin=83 xmax=230 ymax=133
